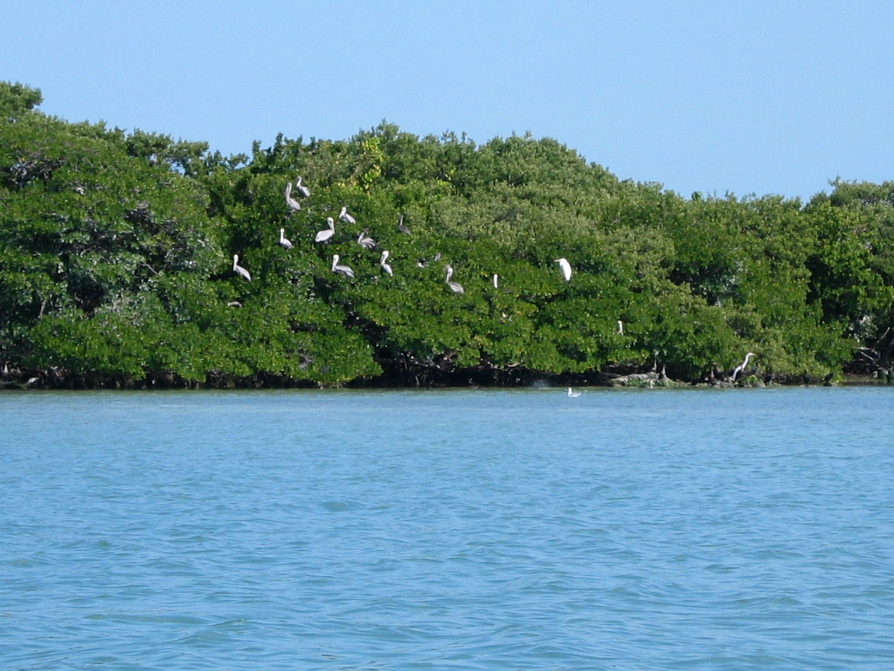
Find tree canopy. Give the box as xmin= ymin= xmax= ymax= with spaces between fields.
xmin=2 ymin=81 xmax=892 ymax=388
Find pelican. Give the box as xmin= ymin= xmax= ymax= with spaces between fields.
xmin=339 ymin=206 xmax=356 ymax=225
xmin=617 ymin=320 xmax=624 ymax=336
xmin=731 ymin=352 xmax=756 ymax=381
xmin=294 ymin=176 xmax=311 ymax=198
xmin=233 ymin=254 xmax=251 ymax=281
xmin=567 ymin=387 xmax=582 ymax=397
xmin=278 ymin=228 xmax=293 ymax=249
xmin=285 ymin=182 xmax=301 ymax=211
xmin=555 ymin=258 xmax=572 ymax=281
xmin=493 ymin=274 xmax=499 ymax=289
xmin=358 ymin=229 xmax=376 ymax=249
xmin=380 ymin=250 xmax=393 ymax=276
xmin=315 ymin=217 xmax=335 ymax=243
xmin=397 ymin=214 xmax=411 ymax=234
xmin=445 ymin=265 xmax=464 ymax=294
xmin=331 ymin=254 xmax=354 ymax=278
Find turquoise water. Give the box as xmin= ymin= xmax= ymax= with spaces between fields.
xmin=2 ymin=387 xmax=894 ymax=669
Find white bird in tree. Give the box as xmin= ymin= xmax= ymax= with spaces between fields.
xmin=232 ymin=254 xmax=251 ymax=281
xmin=555 ymin=258 xmax=572 ymax=282
xmin=315 ymin=217 xmax=335 ymax=243
xmin=331 ymin=254 xmax=355 ymax=278
xmin=358 ymin=229 xmax=376 ymax=249
xmin=493 ymin=274 xmax=499 ymax=288
xmin=278 ymin=228 xmax=293 ymax=249
xmin=380 ymin=250 xmax=393 ymax=276
xmin=567 ymin=387 xmax=582 ymax=397
xmin=285 ymin=182 xmax=302 ymax=211
xmin=731 ymin=352 xmax=756 ymax=381
xmin=397 ymin=214 xmax=411 ymax=234
xmin=339 ymin=206 xmax=356 ymax=225
xmin=617 ymin=320 xmax=624 ymax=336
xmin=445 ymin=265 xmax=464 ymax=294
xmin=294 ymin=176 xmax=311 ymax=198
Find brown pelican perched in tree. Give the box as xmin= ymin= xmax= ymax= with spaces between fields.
xmin=358 ymin=229 xmax=376 ymax=249
xmin=294 ymin=176 xmax=311 ymax=198
xmin=278 ymin=228 xmax=293 ymax=249
xmin=397 ymin=214 xmax=411 ymax=234
xmin=232 ymin=254 xmax=251 ymax=281
xmin=731 ymin=352 xmax=756 ymax=381
xmin=555 ymin=257 xmax=572 ymax=282
xmin=338 ymin=206 xmax=356 ymax=225
xmin=285 ymin=182 xmax=302 ymax=211
xmin=380 ymin=250 xmax=393 ymax=276
xmin=331 ymin=254 xmax=354 ymax=278
xmin=445 ymin=265 xmax=464 ymax=294
xmin=315 ymin=217 xmax=335 ymax=243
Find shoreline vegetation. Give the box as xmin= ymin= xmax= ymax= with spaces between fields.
xmin=2 ymin=81 xmax=893 ymax=390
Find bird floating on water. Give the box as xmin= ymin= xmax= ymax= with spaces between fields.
xmin=278 ymin=228 xmax=293 ymax=249
xmin=285 ymin=182 xmax=301 ymax=211
xmin=555 ymin=258 xmax=572 ymax=282
xmin=233 ymin=254 xmax=251 ymax=281
xmin=567 ymin=387 xmax=582 ymax=397
xmin=445 ymin=265 xmax=464 ymax=294
xmin=339 ymin=206 xmax=356 ymax=225
xmin=315 ymin=217 xmax=335 ymax=243
xmin=380 ymin=250 xmax=393 ymax=276
xmin=331 ymin=254 xmax=355 ymax=278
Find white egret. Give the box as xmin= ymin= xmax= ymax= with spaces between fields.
xmin=278 ymin=228 xmax=293 ymax=249
xmin=555 ymin=258 xmax=572 ymax=281
xmin=295 ymin=176 xmax=311 ymax=198
xmin=315 ymin=217 xmax=335 ymax=243
xmin=338 ymin=206 xmax=356 ymax=225
xmin=380 ymin=250 xmax=393 ymax=276
xmin=567 ymin=387 xmax=582 ymax=397
xmin=285 ymin=182 xmax=301 ymax=211
xmin=233 ymin=254 xmax=251 ymax=281
xmin=331 ymin=254 xmax=355 ymax=278
xmin=358 ymin=229 xmax=376 ymax=249
xmin=731 ymin=352 xmax=756 ymax=381
xmin=445 ymin=265 xmax=464 ymax=294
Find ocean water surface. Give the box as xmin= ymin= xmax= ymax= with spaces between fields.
xmin=2 ymin=386 xmax=893 ymax=669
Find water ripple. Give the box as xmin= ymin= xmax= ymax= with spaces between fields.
xmin=2 ymin=387 xmax=894 ymax=669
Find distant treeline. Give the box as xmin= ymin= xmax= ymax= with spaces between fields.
xmin=1 ymin=80 xmax=892 ymax=388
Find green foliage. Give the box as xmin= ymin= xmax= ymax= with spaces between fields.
xmin=0 ymin=81 xmax=42 ymax=120
xmin=1 ymin=81 xmax=887 ymax=386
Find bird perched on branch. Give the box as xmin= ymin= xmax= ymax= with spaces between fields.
xmin=445 ymin=265 xmax=464 ymax=294
xmin=555 ymin=258 xmax=572 ymax=281
xmin=331 ymin=254 xmax=354 ymax=278
xmin=233 ymin=254 xmax=251 ymax=281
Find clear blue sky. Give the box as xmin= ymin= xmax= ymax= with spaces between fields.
xmin=3 ymin=1 xmax=893 ymax=201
